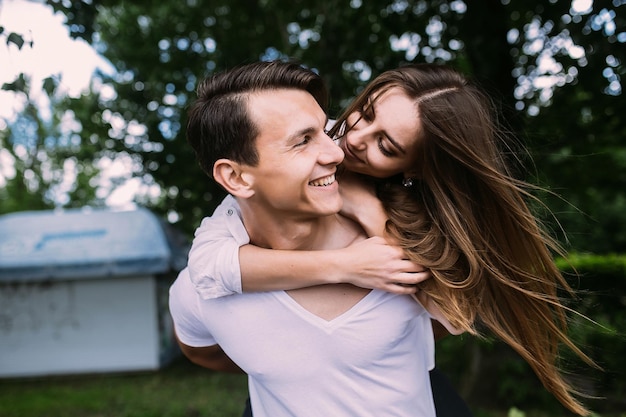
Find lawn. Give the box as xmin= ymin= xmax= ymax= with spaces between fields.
xmin=0 ymin=356 xmax=619 ymax=417
xmin=0 ymin=357 xmax=249 ymax=417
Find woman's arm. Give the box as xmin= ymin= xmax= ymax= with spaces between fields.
xmin=414 ymin=291 xmax=465 ymax=335
xmin=240 ymin=237 xmax=428 ymax=294
xmin=238 ymin=170 xmax=428 ymax=291
xmin=187 ymin=196 xmax=428 ymax=298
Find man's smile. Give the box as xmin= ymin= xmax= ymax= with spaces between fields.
xmin=309 ymin=174 xmax=336 ymax=187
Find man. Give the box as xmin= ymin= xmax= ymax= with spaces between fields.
xmin=169 ymin=61 xmax=459 ymax=417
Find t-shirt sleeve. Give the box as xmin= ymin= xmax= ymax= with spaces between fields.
xmin=169 ymin=268 xmax=217 ymax=347
xmin=187 ymin=195 xmax=250 ymax=299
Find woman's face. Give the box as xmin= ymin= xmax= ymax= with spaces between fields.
xmin=338 ymin=87 xmax=422 ymax=178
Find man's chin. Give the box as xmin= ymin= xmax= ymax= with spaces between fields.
xmin=311 ymin=200 xmax=343 ymax=218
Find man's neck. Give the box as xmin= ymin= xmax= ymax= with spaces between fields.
xmin=239 ymin=203 xmax=363 ymax=251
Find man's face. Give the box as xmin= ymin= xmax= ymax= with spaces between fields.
xmin=244 ymin=89 xmax=344 ymax=220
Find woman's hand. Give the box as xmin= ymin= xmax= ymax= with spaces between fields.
xmin=333 ymin=236 xmax=430 ymax=294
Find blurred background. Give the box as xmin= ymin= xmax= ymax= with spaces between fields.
xmin=0 ymin=0 xmax=624 ymax=416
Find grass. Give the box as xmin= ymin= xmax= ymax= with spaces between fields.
xmin=1 ymin=357 xmax=621 ymax=417
xmin=0 ymin=357 xmax=249 ymax=417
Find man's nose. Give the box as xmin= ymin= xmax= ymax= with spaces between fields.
xmin=318 ymin=133 xmax=344 ymax=165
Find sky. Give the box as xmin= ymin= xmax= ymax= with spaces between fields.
xmin=0 ymin=0 xmax=141 ymax=208
xmin=0 ymin=0 xmax=114 ymax=118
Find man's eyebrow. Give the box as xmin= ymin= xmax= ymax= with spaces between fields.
xmin=286 ymin=126 xmax=316 ymax=143
xmin=287 ymin=117 xmax=329 ymax=143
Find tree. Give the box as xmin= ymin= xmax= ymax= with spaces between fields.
xmin=31 ymin=0 xmax=626 ymax=247
xmin=0 ymin=27 xmax=103 ymax=214
xmin=3 ymin=1 xmax=625 ymax=412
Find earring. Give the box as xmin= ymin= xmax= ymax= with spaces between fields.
xmin=402 ymin=177 xmax=414 ymax=188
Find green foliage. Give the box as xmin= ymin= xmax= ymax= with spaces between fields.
xmin=0 ymin=0 xmax=626 ymax=245
xmin=508 ymin=408 xmax=526 ymax=417
xmin=519 ymin=1 xmax=626 ymax=252
xmin=0 ymin=73 xmax=108 ymax=214
xmin=0 ymin=25 xmax=32 ymax=50
xmin=1 ymin=72 xmax=27 ymax=92
xmin=558 ymin=253 xmax=626 ymax=409
xmin=28 ymin=0 xmax=624 ymax=246
xmin=437 ymin=254 xmax=626 ymax=415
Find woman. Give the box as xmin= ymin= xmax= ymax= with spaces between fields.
xmin=186 ymin=63 xmax=594 ymax=416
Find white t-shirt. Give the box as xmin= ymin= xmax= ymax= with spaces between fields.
xmin=187 ymin=195 xmax=248 ymax=299
xmin=170 ymin=267 xmax=437 ymax=417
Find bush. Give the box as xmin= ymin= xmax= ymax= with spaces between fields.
xmin=558 ymin=254 xmax=626 ymax=412
xmin=436 ymin=254 xmax=626 ymax=415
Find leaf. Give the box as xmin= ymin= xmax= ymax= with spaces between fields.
xmin=1 ymin=73 xmax=27 ymax=93
xmin=6 ymin=32 xmax=25 ymax=49
xmin=42 ymin=76 xmax=58 ymax=97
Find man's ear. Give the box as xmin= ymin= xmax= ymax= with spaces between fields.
xmin=213 ymin=159 xmax=255 ymax=198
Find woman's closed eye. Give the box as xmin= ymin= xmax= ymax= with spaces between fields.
xmin=358 ymin=103 xmax=395 ymax=157
xmin=377 ymin=137 xmax=394 ymax=157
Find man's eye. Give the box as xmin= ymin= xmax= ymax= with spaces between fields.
xmin=296 ymin=136 xmax=312 ymax=146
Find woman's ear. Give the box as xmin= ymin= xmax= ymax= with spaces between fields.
xmin=213 ymin=159 xmax=255 ymax=198
xmin=404 ymin=168 xmax=422 ymax=181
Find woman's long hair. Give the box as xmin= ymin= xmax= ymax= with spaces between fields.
xmin=331 ymin=64 xmax=596 ymax=416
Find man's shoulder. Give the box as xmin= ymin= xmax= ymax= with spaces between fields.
xmin=206 ymin=195 xmax=241 ymax=218
xmin=324 ymin=213 xmax=368 ymax=248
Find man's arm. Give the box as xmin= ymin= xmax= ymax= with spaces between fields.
xmin=169 ymin=268 xmax=244 ymax=373
xmin=177 ymin=338 xmax=245 ymax=374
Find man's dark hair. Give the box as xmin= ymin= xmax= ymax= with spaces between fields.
xmin=186 ymin=60 xmax=328 ymax=178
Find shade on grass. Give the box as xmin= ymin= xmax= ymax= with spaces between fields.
xmin=0 ymin=357 xmax=249 ymax=417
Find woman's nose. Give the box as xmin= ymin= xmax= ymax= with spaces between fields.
xmin=347 ymin=119 xmax=370 ymax=150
